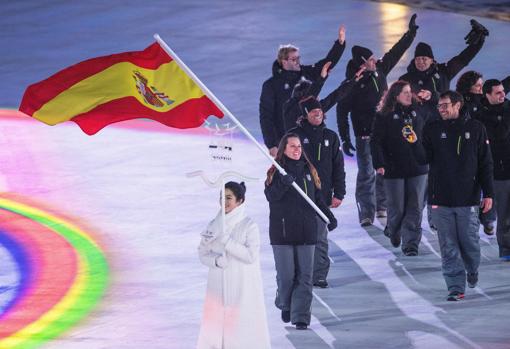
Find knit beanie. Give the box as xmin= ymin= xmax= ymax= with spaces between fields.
xmin=414 ymin=42 xmax=434 ymax=59
xmin=299 ymin=97 xmax=322 ymax=115
xmin=351 ymin=45 xmax=373 ymax=67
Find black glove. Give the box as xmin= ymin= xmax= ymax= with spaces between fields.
xmin=327 ymin=215 xmax=338 ymax=231
xmin=464 ymin=19 xmax=489 ymax=45
xmin=408 ymin=14 xmax=419 ymax=34
xmin=281 ymin=174 xmax=295 ymax=186
xmin=342 ymin=140 xmax=356 ymax=157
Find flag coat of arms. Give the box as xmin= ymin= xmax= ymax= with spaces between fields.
xmin=19 ymin=42 xmax=223 ymax=135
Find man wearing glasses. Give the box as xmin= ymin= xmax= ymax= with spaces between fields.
xmin=259 ymin=25 xmax=346 ymax=158
xmin=412 ymin=90 xmax=494 ymax=301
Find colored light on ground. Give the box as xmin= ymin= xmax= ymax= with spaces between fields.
xmin=0 ymin=197 xmax=108 ymax=349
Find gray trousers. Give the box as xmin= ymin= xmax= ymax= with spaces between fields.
xmin=494 ymin=180 xmax=510 ymax=257
xmin=272 ymin=244 xmax=315 ymax=325
xmin=355 ymin=137 xmax=386 ymax=222
xmin=313 ymin=217 xmax=329 ymax=282
xmin=384 ymin=175 xmax=427 ymax=252
xmin=431 ymin=206 xmax=480 ymax=294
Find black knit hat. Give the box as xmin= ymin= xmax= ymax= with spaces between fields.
xmin=225 ymin=181 xmax=246 ymax=202
xmin=414 ymin=42 xmax=434 ymax=59
xmin=351 ymin=45 xmax=373 ymax=67
xmin=299 ymin=97 xmax=322 ymax=115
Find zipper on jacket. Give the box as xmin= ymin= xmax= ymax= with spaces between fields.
xmin=303 ymin=178 xmax=308 ymax=194
xmin=457 ymin=136 xmax=461 ymax=155
xmin=371 ymin=76 xmax=379 ymax=93
xmin=282 ymin=218 xmax=286 ymax=238
xmin=318 ymin=143 xmax=322 ymax=161
xmin=432 ymin=78 xmax=438 ymax=93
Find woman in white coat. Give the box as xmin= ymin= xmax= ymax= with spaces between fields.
xmin=197 ymin=181 xmax=271 ymax=349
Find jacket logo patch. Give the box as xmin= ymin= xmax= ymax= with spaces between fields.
xmin=465 ymin=132 xmax=470 ymax=139
xmin=473 ymin=107 xmax=478 ymax=112
xmin=498 ymin=115 xmax=502 ymax=121
xmin=434 ymin=73 xmax=440 ymax=79
xmin=360 ymin=84 xmax=365 ymax=89
xmin=284 ymin=83 xmax=290 ymax=90
xmin=306 ymin=174 xmax=312 ymax=181
xmin=325 ymin=139 xmax=329 ymax=147
xmin=393 ymin=114 xmax=399 ymax=119
xmin=441 ymin=132 xmax=447 ymax=139
xmin=418 ymin=80 xmax=423 ymax=85
xmin=303 ymin=138 xmax=309 ymax=144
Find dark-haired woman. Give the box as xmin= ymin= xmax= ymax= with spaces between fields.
xmin=197 ymin=181 xmax=271 ymax=349
xmin=264 ymin=133 xmax=337 ymax=330
xmin=371 ymin=80 xmax=432 ymax=255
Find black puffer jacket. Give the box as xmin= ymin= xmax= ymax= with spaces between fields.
xmin=399 ymin=38 xmax=485 ymax=101
xmin=259 ymin=40 xmax=345 ymax=149
xmin=412 ymin=112 xmax=494 ymax=206
xmin=337 ymin=30 xmax=416 ymax=141
xmin=475 ymin=98 xmax=510 ymax=180
xmin=371 ymin=103 xmax=431 ymax=178
xmin=264 ymin=157 xmax=334 ymax=245
xmin=289 ymin=120 xmax=346 ymax=205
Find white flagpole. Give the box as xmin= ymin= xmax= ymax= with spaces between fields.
xmin=154 ymin=34 xmax=329 ymax=224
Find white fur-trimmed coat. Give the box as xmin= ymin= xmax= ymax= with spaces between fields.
xmin=197 ymin=204 xmax=271 ymax=349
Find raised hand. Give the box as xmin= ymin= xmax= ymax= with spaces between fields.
xmin=321 ymin=61 xmax=332 ymax=78
xmin=408 ymin=14 xmax=419 ymax=33
xmin=338 ymin=24 xmax=346 ymax=45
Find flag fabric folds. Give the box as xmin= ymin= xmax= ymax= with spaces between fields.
xmin=19 ymin=42 xmax=224 ymax=135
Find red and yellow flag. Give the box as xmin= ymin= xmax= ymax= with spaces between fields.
xmin=19 ymin=42 xmax=224 ymax=135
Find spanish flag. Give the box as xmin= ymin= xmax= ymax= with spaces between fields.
xmin=19 ymin=42 xmax=224 ymax=135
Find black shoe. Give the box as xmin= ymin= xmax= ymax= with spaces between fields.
xmin=403 ymin=249 xmax=418 ymax=256
xmin=390 ymin=234 xmax=401 ymax=248
xmin=467 ymin=272 xmax=478 ymax=288
xmin=281 ymin=310 xmax=290 ymax=323
xmin=295 ymin=322 xmax=308 ymax=330
xmin=383 ymin=226 xmax=390 ymax=238
xmin=313 ymin=279 xmax=329 ymax=288
xmin=447 ymin=291 xmax=465 ymax=301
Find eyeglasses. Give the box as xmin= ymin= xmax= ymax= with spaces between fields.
xmin=286 ymin=56 xmax=300 ymax=62
xmin=437 ymin=102 xmax=452 ymax=109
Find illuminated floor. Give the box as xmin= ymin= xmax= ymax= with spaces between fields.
xmin=1 ymin=1 xmax=510 ymax=348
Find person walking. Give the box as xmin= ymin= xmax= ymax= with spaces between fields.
xmin=476 ymin=79 xmax=510 ymax=260
xmin=371 ymin=81 xmax=432 ymax=256
xmin=197 ymin=182 xmax=271 ymax=348
xmin=289 ymin=97 xmax=346 ymax=287
xmin=412 ymin=90 xmax=494 ymax=301
xmin=260 ymin=25 xmax=346 ymax=157
xmin=264 ymin=133 xmax=337 ymax=329
xmin=337 ymin=14 xmax=419 ymax=226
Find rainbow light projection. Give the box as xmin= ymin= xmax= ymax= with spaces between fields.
xmin=0 ymin=196 xmax=108 ymax=349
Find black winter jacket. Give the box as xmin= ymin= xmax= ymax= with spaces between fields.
xmin=337 ymin=30 xmax=416 ymax=141
xmin=412 ymin=112 xmax=494 ymax=206
xmin=283 ymin=76 xmax=356 ymax=131
xmin=264 ymin=157 xmax=333 ymax=245
xmin=259 ymin=40 xmax=346 ymax=149
xmin=399 ymin=38 xmax=485 ymax=102
xmin=475 ymin=99 xmax=510 ymax=180
xmin=289 ymin=120 xmax=346 ymax=205
xmin=371 ymin=103 xmax=431 ymax=178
